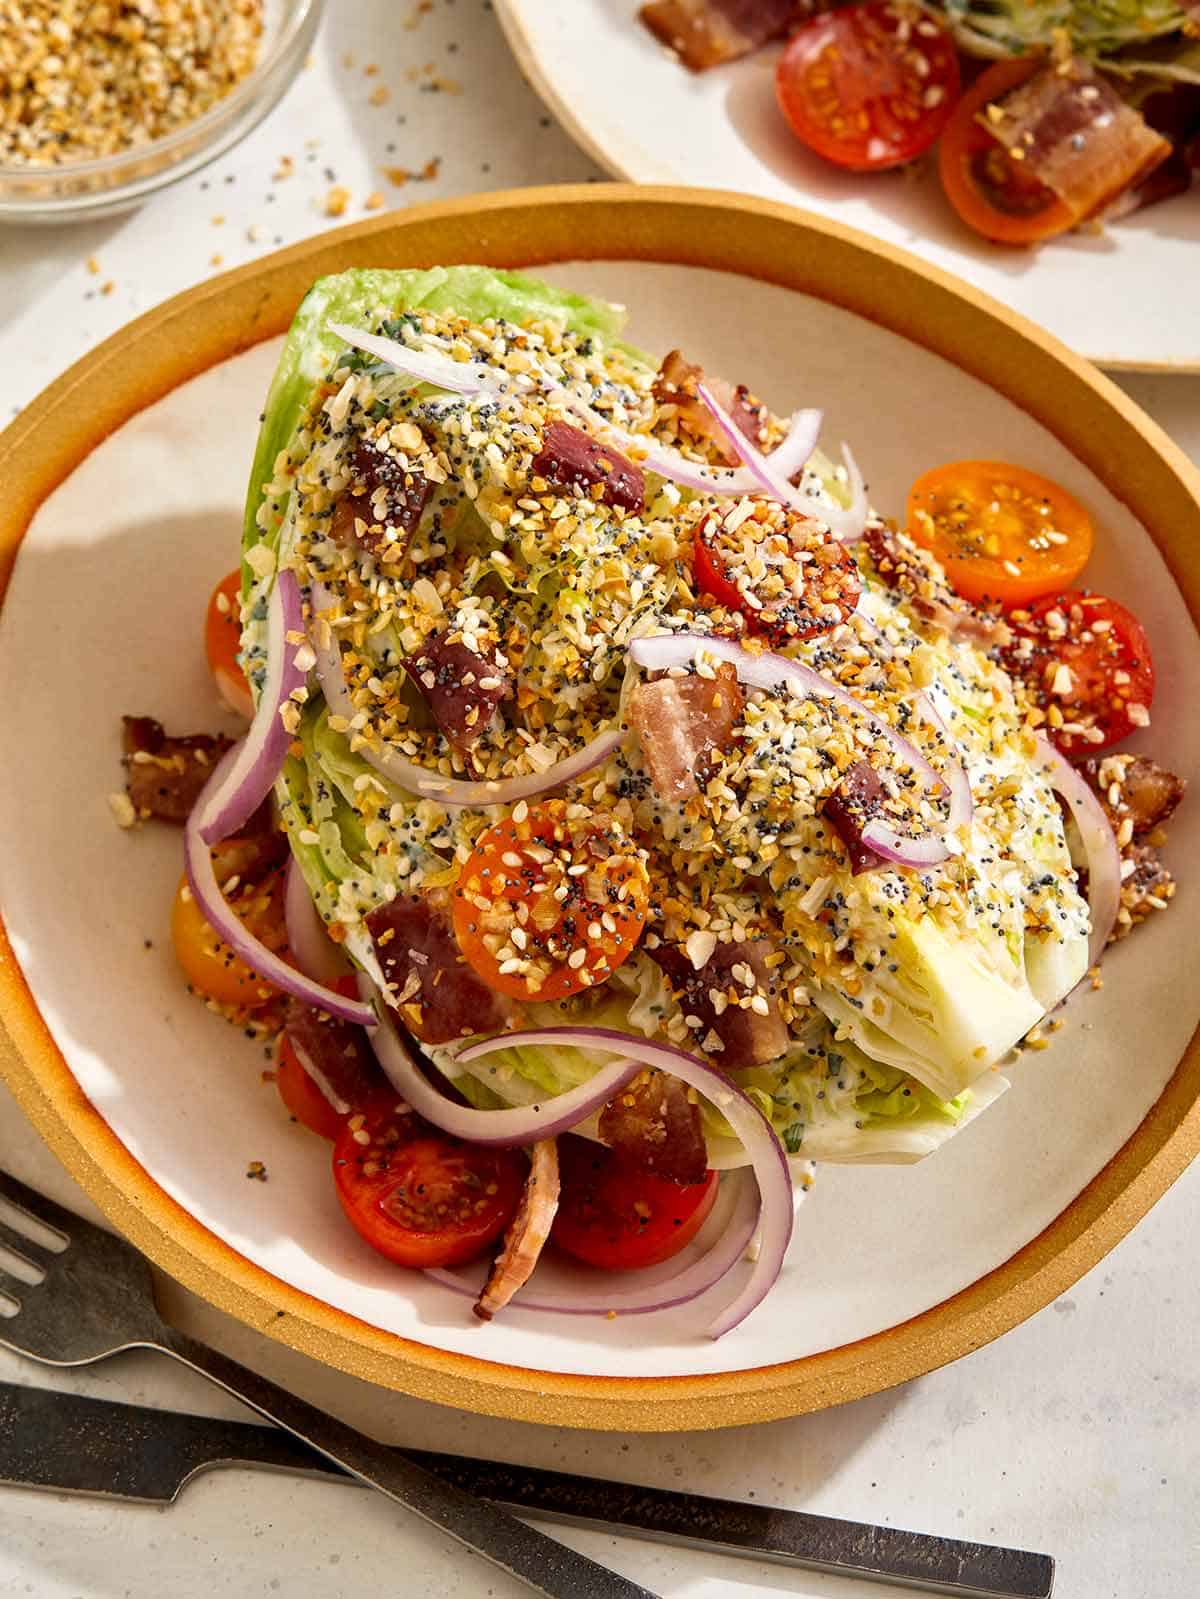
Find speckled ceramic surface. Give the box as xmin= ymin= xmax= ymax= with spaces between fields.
xmin=0 ymin=188 xmax=1198 ymax=1430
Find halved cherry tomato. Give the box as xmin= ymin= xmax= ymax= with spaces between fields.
xmin=277 ymin=977 xmax=384 ymax=1139
xmin=939 ymin=57 xmax=1077 ymax=245
xmin=452 ymin=800 xmax=650 ymax=1002
xmin=776 ymin=3 xmax=961 ymax=173
xmin=550 ymin=1135 xmax=720 ymax=1272
xmin=204 ymin=569 xmax=253 ymax=719
xmin=906 ymin=460 xmax=1093 ymax=607
xmin=171 ymin=858 xmax=288 ymax=1011
xmin=693 ymin=501 xmax=861 ymax=644
xmin=333 ymin=1103 xmax=525 ymax=1269
xmin=1000 ymin=590 xmax=1155 ymax=755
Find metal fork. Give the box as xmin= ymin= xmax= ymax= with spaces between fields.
xmin=0 ymin=1170 xmax=656 ymax=1599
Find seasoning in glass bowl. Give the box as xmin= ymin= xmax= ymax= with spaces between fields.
xmin=0 ymin=1 xmax=265 ymax=167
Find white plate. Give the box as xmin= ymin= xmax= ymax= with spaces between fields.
xmin=1 ymin=256 xmax=1197 ymax=1398
xmin=495 ymin=0 xmax=1200 ymax=371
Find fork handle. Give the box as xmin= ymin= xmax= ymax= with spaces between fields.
xmin=151 ymin=1328 xmax=656 ymax=1599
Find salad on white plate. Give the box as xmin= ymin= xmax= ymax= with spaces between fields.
xmin=118 ymin=267 xmax=1185 ymax=1338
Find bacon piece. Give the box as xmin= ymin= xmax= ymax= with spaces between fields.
xmin=365 ymin=891 xmax=512 ymax=1045
xmin=629 ymin=661 xmax=744 ymax=802
xmin=652 ymin=349 xmax=769 ymax=461
xmin=121 ymin=716 xmax=233 ymax=823
xmin=210 ymin=799 xmax=288 ymax=887
xmin=599 ymin=1069 xmax=708 ymax=1185
xmin=474 ymin=1139 xmax=560 ymax=1321
xmin=823 ymin=761 xmax=886 ymax=876
xmin=404 ymin=633 xmax=511 ymax=752
xmin=639 ymin=0 xmax=801 ymax=72
xmin=282 ymin=996 xmax=386 ymax=1116
xmin=982 ymin=58 xmax=1171 ymax=225
xmin=330 ymin=435 xmax=431 ymax=559
xmin=649 ymin=937 xmax=789 ymax=1070
xmin=1112 ymin=842 xmax=1176 ymax=942
xmin=531 ymin=421 xmax=644 ymax=514
xmin=862 ymin=524 xmax=1011 ymax=647
xmin=1079 ymin=754 xmax=1185 ymax=840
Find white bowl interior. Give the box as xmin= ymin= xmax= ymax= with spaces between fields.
xmin=1 ymin=260 xmax=1197 ymax=1380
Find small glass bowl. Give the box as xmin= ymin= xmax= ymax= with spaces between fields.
xmin=0 ymin=0 xmax=326 ymax=224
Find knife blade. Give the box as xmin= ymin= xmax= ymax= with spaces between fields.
xmin=0 ymin=1383 xmax=1054 ymax=1598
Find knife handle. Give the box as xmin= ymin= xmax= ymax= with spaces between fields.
xmin=152 ymin=1328 xmax=656 ymax=1599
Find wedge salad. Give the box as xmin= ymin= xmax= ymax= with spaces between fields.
xmin=120 ymin=267 xmax=1185 ymax=1337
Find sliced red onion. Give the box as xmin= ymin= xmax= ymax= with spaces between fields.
xmin=426 ymin=1168 xmax=760 ymax=1317
xmin=328 ymin=323 xmax=509 ymax=397
xmin=367 ymin=1004 xmax=643 ymax=1146
xmin=183 ymin=753 xmax=374 ymax=1027
xmin=458 ymin=1026 xmax=793 ymax=1339
xmin=284 ymin=858 xmax=349 ymax=985
xmin=309 ymin=582 xmax=624 ymax=807
xmin=1034 ymin=735 xmax=1121 ymax=966
xmin=914 ymin=694 xmax=974 ymax=832
xmin=195 ymin=569 xmax=307 ymax=846
xmin=697 ymin=380 xmax=795 ymax=503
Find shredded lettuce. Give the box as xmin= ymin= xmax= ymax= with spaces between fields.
xmin=935 ymin=1 xmax=1194 ymax=63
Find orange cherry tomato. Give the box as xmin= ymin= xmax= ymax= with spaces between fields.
xmin=938 ymin=57 xmax=1077 ymax=245
xmin=171 ymin=860 xmax=289 ymax=1011
xmin=550 ymin=1135 xmax=720 ymax=1271
xmin=333 ymin=1103 xmax=526 ymax=1270
xmin=906 ymin=459 xmax=1093 ymax=607
xmin=775 ymin=3 xmax=961 ymax=173
xmin=204 ymin=569 xmax=253 ymax=719
xmin=452 ymin=801 xmax=650 ymax=1003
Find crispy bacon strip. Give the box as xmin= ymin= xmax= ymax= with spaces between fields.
xmin=652 ymin=349 xmax=769 ymax=460
xmin=531 ymin=420 xmax=645 ymax=514
xmin=474 ymin=1139 xmax=560 ymax=1321
xmin=365 ymin=891 xmax=512 ymax=1045
xmin=639 ymin=0 xmax=801 ymax=72
xmin=1079 ymin=753 xmax=1185 ymax=840
xmin=122 ymin=716 xmax=233 ymax=823
xmin=599 ymin=1069 xmax=708 ymax=1185
xmin=330 ymin=435 xmax=432 ymax=560
xmin=629 ymin=661 xmax=744 ymax=802
xmin=981 ymin=58 xmax=1171 ymax=224
xmin=404 ymin=633 xmax=511 ymax=752
xmin=649 ymin=936 xmax=788 ymax=1069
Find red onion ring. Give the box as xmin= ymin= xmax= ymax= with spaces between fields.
xmin=425 ymin=1168 xmax=760 ymax=1317
xmin=183 ymin=751 xmax=374 ymax=1027
xmin=697 ymin=384 xmax=868 ymax=544
xmin=309 ymin=582 xmax=624 ymax=808
xmin=1033 ymin=735 xmax=1121 ymax=966
xmin=458 ymin=1026 xmax=793 ymax=1339
xmin=328 ymin=323 xmax=510 ymax=396
xmin=366 ymin=1002 xmax=644 ymax=1146
xmin=630 ymin=632 xmax=956 ymax=869
xmin=195 ymin=569 xmax=307 ymax=845
xmin=283 ymin=858 xmax=349 ymax=985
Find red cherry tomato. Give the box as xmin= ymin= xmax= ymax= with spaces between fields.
xmin=693 ymin=502 xmax=861 ymax=645
xmin=333 ymin=1103 xmax=526 ymax=1270
xmin=550 ymin=1135 xmax=720 ymax=1272
xmin=776 ymin=2 xmax=961 ymax=172
xmin=1000 ymin=590 xmax=1155 ymax=756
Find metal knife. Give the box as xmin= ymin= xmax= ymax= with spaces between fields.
xmin=0 ymin=1383 xmax=1052 ymax=1597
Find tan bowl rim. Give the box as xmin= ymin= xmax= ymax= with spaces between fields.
xmin=1 ymin=183 xmax=1197 ymax=1432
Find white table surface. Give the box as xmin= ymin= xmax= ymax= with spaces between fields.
xmin=1 ymin=4 xmax=1197 ymax=1597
